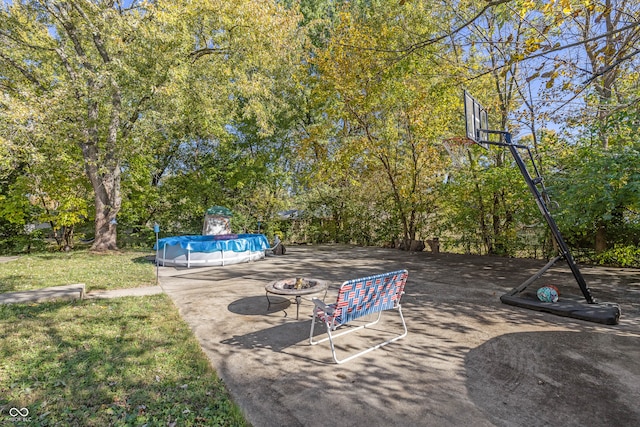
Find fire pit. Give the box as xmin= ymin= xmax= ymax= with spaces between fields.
xmin=265 ymin=277 xmax=329 ymax=319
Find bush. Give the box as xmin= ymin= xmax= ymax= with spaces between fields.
xmin=595 ymin=245 xmax=640 ymax=268
xmin=0 ymin=229 xmax=48 ymax=255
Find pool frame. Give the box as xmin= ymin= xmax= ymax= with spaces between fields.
xmin=155 ymin=234 xmax=269 ymax=268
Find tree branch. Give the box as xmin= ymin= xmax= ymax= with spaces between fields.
xmin=400 ymin=0 xmax=513 ymax=55
xmin=337 ymin=0 xmax=512 ymax=58
xmin=47 ymin=2 xmax=96 ymax=73
xmin=121 ymin=88 xmax=156 ymax=138
xmin=70 ymin=1 xmax=111 ymax=64
xmin=189 ymin=47 xmax=230 ymax=62
xmin=0 ymin=52 xmax=46 ymax=91
xmin=54 ymin=47 xmax=83 ymax=99
xmin=0 ymin=29 xmax=57 ymax=52
xmin=582 ymin=48 xmax=640 ymax=86
xmin=469 ymin=21 xmax=640 ymax=82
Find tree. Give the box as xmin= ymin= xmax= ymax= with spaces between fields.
xmin=553 ymin=0 xmax=640 ymax=149
xmin=522 ymin=0 xmax=640 ymax=252
xmin=1 ymin=1 xmax=179 ymax=250
xmin=304 ymin=1 xmax=460 ymax=248
xmin=405 ymin=0 xmax=640 ymax=255
xmin=1 ymin=0 xmax=303 ymax=250
xmin=551 ymin=143 xmax=640 ymax=256
xmin=129 ymin=0 xmax=305 ymax=237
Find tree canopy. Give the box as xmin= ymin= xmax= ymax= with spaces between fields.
xmin=1 ymin=0 xmax=639 ymax=266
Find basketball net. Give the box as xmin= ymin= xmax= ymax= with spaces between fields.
xmin=443 ymin=136 xmax=476 ymax=168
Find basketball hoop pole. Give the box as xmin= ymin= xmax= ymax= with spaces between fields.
xmin=477 ymin=130 xmax=596 ymax=304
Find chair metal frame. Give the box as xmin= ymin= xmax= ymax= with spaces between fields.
xmin=309 ymin=270 xmax=408 ymax=364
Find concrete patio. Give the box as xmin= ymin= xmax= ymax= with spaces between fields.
xmin=157 ymin=244 xmax=640 ymax=427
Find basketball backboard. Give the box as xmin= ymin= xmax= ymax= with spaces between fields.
xmin=464 ymin=90 xmax=489 ymax=148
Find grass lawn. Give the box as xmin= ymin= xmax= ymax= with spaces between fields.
xmin=0 ymin=250 xmax=156 ymax=293
xmin=0 ymin=251 xmax=248 ymax=426
xmin=0 ymin=295 xmax=248 ymax=426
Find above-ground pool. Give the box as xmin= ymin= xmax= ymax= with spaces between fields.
xmin=155 ymin=233 xmax=270 ymax=268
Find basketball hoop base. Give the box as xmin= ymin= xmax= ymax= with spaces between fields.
xmin=501 ymin=293 xmax=620 ymax=325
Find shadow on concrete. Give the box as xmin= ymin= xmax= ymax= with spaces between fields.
xmin=466 ymin=331 xmax=640 ymax=427
xmin=221 ymin=319 xmax=311 ymax=353
xmin=159 ymin=245 xmax=640 ymax=427
xmin=227 ymin=295 xmax=291 ymax=316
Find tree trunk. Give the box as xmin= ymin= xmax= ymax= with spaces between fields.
xmin=81 ymin=92 xmax=122 ymax=252
xmin=91 ymin=175 xmax=120 ymax=251
xmin=86 ymin=150 xmax=121 ymax=251
xmin=595 ymin=223 xmax=607 ymax=254
xmin=63 ymin=225 xmax=74 ymax=249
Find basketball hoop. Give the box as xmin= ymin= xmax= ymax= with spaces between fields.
xmin=461 ymin=90 xmax=620 ymax=323
xmin=464 ymin=90 xmax=489 ymax=147
xmin=443 ymin=136 xmax=476 ymax=168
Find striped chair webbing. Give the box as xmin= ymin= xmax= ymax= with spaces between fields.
xmin=330 ymin=270 xmax=408 ymax=325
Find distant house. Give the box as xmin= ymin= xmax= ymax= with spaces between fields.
xmin=24 ymin=222 xmax=52 ymax=233
xmin=277 ymin=209 xmax=303 ymax=220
